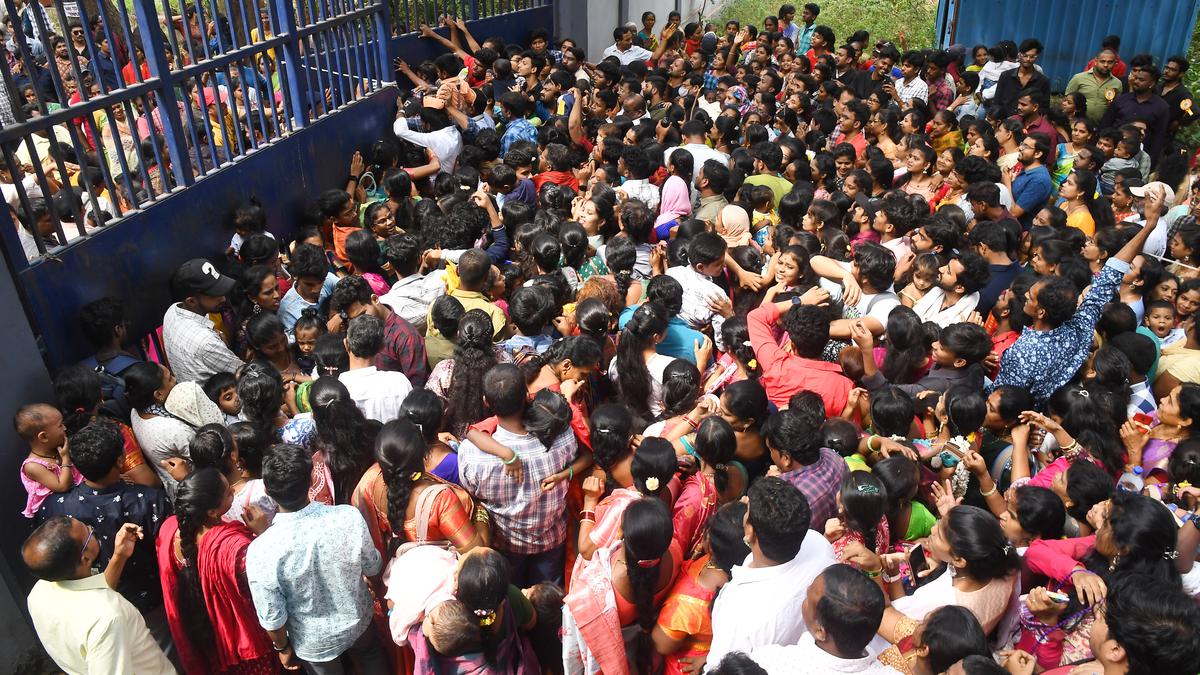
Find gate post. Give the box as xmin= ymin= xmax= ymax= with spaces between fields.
xmin=272 ymin=0 xmax=310 ymax=127
xmin=130 ymin=0 xmax=195 ymax=187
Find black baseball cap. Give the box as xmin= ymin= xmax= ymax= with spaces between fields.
xmin=171 ymin=258 xmax=236 ymax=300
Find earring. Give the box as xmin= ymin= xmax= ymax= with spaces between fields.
xmin=1108 ymin=554 xmax=1120 ymax=572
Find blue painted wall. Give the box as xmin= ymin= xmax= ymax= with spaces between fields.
xmin=390 ymin=5 xmax=554 ymax=66
xmin=936 ymin=0 xmax=1200 ymax=92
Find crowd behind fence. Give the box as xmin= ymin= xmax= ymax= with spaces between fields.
xmin=0 ymin=0 xmax=392 ymax=266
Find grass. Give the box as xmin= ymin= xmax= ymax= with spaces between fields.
xmin=714 ymin=0 xmax=939 ymax=50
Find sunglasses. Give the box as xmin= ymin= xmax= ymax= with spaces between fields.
xmin=81 ymin=525 xmax=94 ymax=559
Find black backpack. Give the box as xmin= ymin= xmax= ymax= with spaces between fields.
xmin=79 ymin=353 xmax=141 ymax=420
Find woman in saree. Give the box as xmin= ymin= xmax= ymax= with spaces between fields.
xmin=351 ymin=418 xmax=489 ymax=563
xmin=564 ymin=498 xmax=682 ymax=674
xmin=653 ymin=500 xmax=749 ymax=674
xmin=157 ymin=468 xmax=274 ymax=675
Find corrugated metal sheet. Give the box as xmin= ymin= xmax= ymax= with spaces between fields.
xmin=936 ymin=0 xmax=1200 ymax=92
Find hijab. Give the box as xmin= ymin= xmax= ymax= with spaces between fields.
xmin=655 ymin=175 xmax=692 ymax=227
xmin=718 ymin=204 xmax=751 ymax=247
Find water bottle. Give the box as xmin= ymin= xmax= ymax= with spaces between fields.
xmin=1118 ymin=466 xmax=1145 ymax=493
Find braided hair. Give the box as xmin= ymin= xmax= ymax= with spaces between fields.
xmin=173 ymin=468 xmax=227 ymax=654
xmin=446 ymin=310 xmax=499 ymax=436
xmin=375 ymin=419 xmax=426 ymax=553
xmin=622 ymin=498 xmax=673 ymax=673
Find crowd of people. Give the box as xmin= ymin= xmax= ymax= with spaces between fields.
xmin=16 ymin=1 xmax=1200 ymax=674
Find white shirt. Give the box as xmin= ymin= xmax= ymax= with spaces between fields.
xmin=892 ymin=76 xmax=928 ymax=106
xmin=379 ymin=274 xmax=446 ymax=332
xmin=750 ymin=633 xmax=900 ymax=674
xmin=621 ymin=177 xmax=661 ymax=212
xmin=666 ymin=265 xmax=728 ymax=350
xmin=338 ymin=366 xmax=412 ymax=422
xmin=608 ymin=352 xmax=675 ymax=416
xmin=820 ymin=261 xmax=901 ymax=327
xmin=392 ymin=117 xmax=463 ymax=176
xmin=602 ymin=43 xmax=652 ymax=65
xmin=129 ymin=410 xmax=195 ymax=500
xmin=28 ymin=574 xmax=176 ymax=675
xmin=666 ymin=143 xmax=731 ymax=184
xmin=706 ymin=535 xmax=837 ymax=671
xmin=912 ymin=287 xmax=980 ymax=328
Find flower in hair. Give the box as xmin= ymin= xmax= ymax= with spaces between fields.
xmin=473 ymin=608 xmax=497 ymax=626
xmin=645 ymin=476 xmax=660 ymax=492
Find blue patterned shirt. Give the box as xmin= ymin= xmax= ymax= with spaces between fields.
xmin=990 ymin=258 xmax=1129 ymax=405
xmin=246 ymin=501 xmax=381 ymax=662
xmin=500 ymin=118 xmax=539 ymax=156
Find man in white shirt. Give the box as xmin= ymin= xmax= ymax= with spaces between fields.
xmin=378 ymin=234 xmax=445 ymax=332
xmin=664 ymin=118 xmax=731 ymax=184
xmin=912 ymin=252 xmax=991 ymax=328
xmin=338 ymin=314 xmax=412 ymax=422
xmin=392 ymin=97 xmax=462 ymax=176
xmin=666 ymin=231 xmax=730 ymax=350
xmin=749 ymin=564 xmax=900 ymax=674
xmin=811 ymin=243 xmax=902 ymax=339
xmin=706 ymin=477 xmax=836 ymax=671
xmin=24 ymin=518 xmax=175 ymax=675
xmin=162 ymin=258 xmax=245 ymax=383
xmin=602 ymin=25 xmax=652 ymax=66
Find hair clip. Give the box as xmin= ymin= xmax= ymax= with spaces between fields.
xmin=644 ymin=476 xmax=660 ymax=492
xmin=410 ymin=471 xmax=422 ymax=482
xmin=1165 ymin=548 xmax=1180 ymax=560
xmin=1077 ymin=389 xmax=1090 ymax=398
xmin=1002 ymin=544 xmax=1012 ymax=554
xmin=742 ymin=340 xmax=753 ymax=347
xmin=473 ymin=608 xmax=497 ymax=626
xmin=856 ymin=483 xmax=880 ymax=494
xmin=636 ymin=557 xmax=661 ymax=568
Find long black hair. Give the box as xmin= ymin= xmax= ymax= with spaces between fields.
xmin=520 ymin=336 xmax=603 ymax=384
xmin=695 ymin=417 xmax=736 ymax=495
xmin=1091 ymin=490 xmax=1182 ymax=584
xmin=880 ymin=306 xmax=932 ymax=384
xmin=399 ymin=388 xmax=445 ymax=444
xmin=622 ymin=498 xmax=674 ymax=673
xmin=524 ymin=389 xmax=573 ymax=449
xmin=1045 ymin=383 xmax=1124 ymax=475
xmin=310 ymin=377 xmax=380 ymax=503
xmin=236 ymin=363 xmax=284 ymax=442
xmin=839 ymin=471 xmax=888 ymax=552
xmin=616 ymin=302 xmax=669 ymax=416
xmin=945 ymin=505 xmax=1022 ymax=582
xmin=589 ymin=403 xmax=635 ymax=471
xmin=375 ymin=418 xmax=426 ymax=552
xmin=173 ymin=467 xmax=227 ymax=654
xmin=188 ymin=423 xmax=235 ymax=474
xmin=457 ymin=548 xmax=512 ymax=666
xmin=446 ymin=309 xmax=499 ymax=436
xmin=658 ymin=359 xmax=701 ymax=421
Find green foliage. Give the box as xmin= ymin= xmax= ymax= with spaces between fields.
xmin=715 ymin=0 xmax=938 ymax=50
xmin=1178 ymin=15 xmax=1200 ymax=151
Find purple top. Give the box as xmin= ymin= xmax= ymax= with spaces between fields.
xmin=430 ymin=449 xmax=460 ymax=486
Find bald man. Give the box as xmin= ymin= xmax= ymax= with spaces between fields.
xmin=23 ymin=517 xmax=174 ymax=674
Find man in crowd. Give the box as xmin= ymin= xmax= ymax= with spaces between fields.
xmin=1065 ymin=47 xmax=1123 ymax=125
xmin=162 ymin=258 xmax=243 ymax=383
xmin=1101 ymin=60 xmax=1171 ymax=164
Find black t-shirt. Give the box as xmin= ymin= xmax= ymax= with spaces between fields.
xmin=976 ymin=260 xmax=1023 ymax=318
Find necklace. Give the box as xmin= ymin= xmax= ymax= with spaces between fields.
xmin=31 ymin=451 xmax=58 ymax=461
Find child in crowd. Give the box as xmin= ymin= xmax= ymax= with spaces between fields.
xmin=292 ymin=308 xmax=327 ymax=373
xmin=898 ymin=253 xmax=941 ymax=307
xmin=422 ymin=599 xmax=481 ymax=658
xmin=1144 ymin=300 xmax=1185 ymax=349
xmin=203 ymin=371 xmax=241 ymax=425
xmin=16 ymin=403 xmax=81 ymax=518
xmin=826 ymin=470 xmax=889 ymax=566
xmin=1100 ymin=136 xmax=1140 ymax=194
xmin=227 ymin=199 xmax=273 ymax=256
xmin=749 ymin=184 xmax=778 ymax=247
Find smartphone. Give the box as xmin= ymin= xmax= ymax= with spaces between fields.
xmin=1132 ymin=412 xmax=1154 ymax=429
xmin=908 ymin=544 xmax=928 ymax=581
xmin=1046 ymin=590 xmax=1071 ymax=604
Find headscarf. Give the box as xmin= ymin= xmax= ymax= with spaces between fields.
xmin=655 ymin=175 xmax=692 ymax=227
xmin=718 ymin=204 xmax=751 ymax=247
xmin=728 ymin=86 xmax=752 ymax=117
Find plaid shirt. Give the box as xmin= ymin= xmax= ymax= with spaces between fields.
xmin=778 ymin=447 xmax=848 ymax=530
xmin=703 ymin=70 xmax=719 ymax=92
xmin=162 ymin=303 xmax=244 ymax=383
xmin=926 ymin=76 xmax=954 ymax=114
xmin=458 ymin=425 xmax=576 ymax=554
xmin=376 ymin=310 xmax=428 ymax=388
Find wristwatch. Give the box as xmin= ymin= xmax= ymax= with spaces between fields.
xmin=272 ymin=638 xmax=290 ymax=652
xmin=791 ymin=295 xmax=803 ymax=305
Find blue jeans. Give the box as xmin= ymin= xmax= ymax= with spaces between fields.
xmin=503 ymin=543 xmax=565 ymax=587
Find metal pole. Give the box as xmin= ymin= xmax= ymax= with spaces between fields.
xmin=132 ymin=0 xmax=196 ymax=186
xmin=272 ymin=0 xmax=310 ymax=126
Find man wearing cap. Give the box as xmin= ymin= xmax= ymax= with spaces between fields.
xmin=162 ymin=258 xmax=244 ymax=383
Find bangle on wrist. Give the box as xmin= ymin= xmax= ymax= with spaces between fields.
xmin=580 ymin=509 xmax=595 ymax=522
xmin=272 ymin=638 xmax=290 ymax=652
xmin=979 ymin=482 xmax=997 ymax=497
xmin=567 ymin=465 xmax=574 ymax=481
xmin=682 ymin=415 xmax=699 ymax=430
xmin=882 ymin=570 xmax=903 ymax=583
xmin=867 ymin=435 xmax=880 ymax=454
xmin=501 ymin=452 xmax=518 ymax=465
xmin=862 ymin=568 xmax=881 ymax=579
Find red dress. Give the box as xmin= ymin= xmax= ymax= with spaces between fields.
xmin=156 ymin=516 xmax=279 ymax=675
